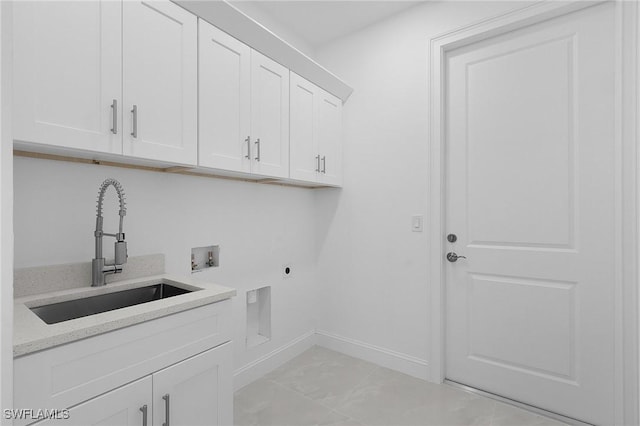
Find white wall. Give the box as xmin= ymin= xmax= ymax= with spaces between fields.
xmin=10 ymin=0 xmax=540 ymax=391
xmin=314 ymin=1 xmax=530 ymax=379
xmin=1 ymin=0 xmax=14 ymax=417
xmin=13 ymin=157 xmax=318 ymax=377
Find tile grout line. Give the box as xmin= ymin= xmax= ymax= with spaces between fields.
xmin=318 ymin=365 xmax=382 ymax=424
xmin=267 ymin=378 xmax=338 ymax=409
xmin=266 ymin=378 xmax=366 ymax=425
xmin=238 ymin=347 xmax=570 ymax=426
xmin=267 ymin=353 xmax=381 ymax=425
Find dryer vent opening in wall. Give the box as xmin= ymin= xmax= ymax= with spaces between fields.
xmin=246 ymin=286 xmax=271 ymax=348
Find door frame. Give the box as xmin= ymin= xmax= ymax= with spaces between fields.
xmin=427 ymin=1 xmax=639 ymax=424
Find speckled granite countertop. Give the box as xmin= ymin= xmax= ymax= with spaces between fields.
xmin=14 ymin=274 xmax=236 ymax=357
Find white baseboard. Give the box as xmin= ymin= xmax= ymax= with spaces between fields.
xmin=316 ymin=330 xmax=429 ymax=380
xmin=233 ymin=331 xmax=316 ymax=391
xmin=233 ymin=330 xmax=430 ymax=391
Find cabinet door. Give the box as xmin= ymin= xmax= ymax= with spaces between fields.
xmin=250 ymin=50 xmax=290 ymax=178
xmin=123 ymin=1 xmax=197 ymax=165
xmin=289 ymin=72 xmax=320 ymax=183
xmin=318 ymin=90 xmax=343 ymax=186
xmin=199 ymin=20 xmax=251 ymax=172
xmin=33 ymin=377 xmax=151 ymax=426
xmin=153 ymin=342 xmax=233 ymax=426
xmin=13 ymin=1 xmax=122 ymax=154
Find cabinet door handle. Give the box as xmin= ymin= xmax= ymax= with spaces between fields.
xmin=110 ymin=99 xmax=118 ymax=134
xmin=162 ymin=394 xmax=170 ymax=426
xmin=245 ymin=136 xmax=251 ymax=159
xmin=139 ymin=404 xmax=147 ymax=426
xmin=130 ymin=105 xmax=138 ymax=138
xmin=254 ymin=138 xmax=261 ymax=162
xmin=315 ymin=155 xmax=320 ymax=172
xmin=321 ymin=156 xmax=326 ymax=174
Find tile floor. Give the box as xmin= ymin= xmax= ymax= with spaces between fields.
xmin=234 ymin=346 xmax=567 ymax=426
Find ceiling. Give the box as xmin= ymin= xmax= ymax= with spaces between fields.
xmin=231 ymin=1 xmax=422 ymax=48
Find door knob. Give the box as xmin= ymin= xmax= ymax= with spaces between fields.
xmin=447 ymin=252 xmax=466 ymax=262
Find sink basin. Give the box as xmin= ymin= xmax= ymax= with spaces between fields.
xmin=30 ymin=283 xmax=194 ymax=324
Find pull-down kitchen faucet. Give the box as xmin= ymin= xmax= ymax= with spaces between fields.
xmin=92 ymin=178 xmax=128 ymax=286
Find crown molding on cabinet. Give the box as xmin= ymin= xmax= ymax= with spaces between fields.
xmin=172 ymin=0 xmax=354 ymax=103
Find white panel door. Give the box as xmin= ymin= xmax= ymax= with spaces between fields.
xmin=13 ymin=1 xmax=122 ymax=154
xmin=152 ymin=342 xmax=233 ymax=426
xmin=445 ymin=3 xmax=615 ymax=424
xmin=33 ymin=377 xmax=151 ymax=426
xmin=317 ymin=90 xmax=342 ymax=186
xmin=250 ymin=50 xmax=290 ymax=178
xmin=199 ymin=20 xmax=251 ymax=172
xmin=123 ymin=1 xmax=197 ymax=165
xmin=290 ymin=72 xmax=320 ymax=182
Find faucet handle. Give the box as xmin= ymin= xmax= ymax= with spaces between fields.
xmin=114 ymin=241 xmax=128 ymax=265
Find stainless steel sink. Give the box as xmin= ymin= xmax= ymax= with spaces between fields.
xmin=30 ymin=283 xmax=194 ymax=324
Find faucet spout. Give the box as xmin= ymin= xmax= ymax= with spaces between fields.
xmin=92 ymin=178 xmax=128 ymax=286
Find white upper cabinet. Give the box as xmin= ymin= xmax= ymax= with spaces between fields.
xmin=198 ymin=20 xmax=251 ymax=172
xmin=198 ymin=24 xmax=290 ymax=179
xmin=14 ymin=1 xmax=197 ymax=165
xmin=290 ymin=72 xmax=342 ymax=186
xmin=290 ymin=73 xmax=320 ymax=182
xmin=14 ymin=3 xmax=342 ymax=185
xmin=13 ymin=1 xmax=122 ymax=154
xmin=317 ymin=91 xmax=342 ymax=186
xmin=250 ymin=50 xmax=290 ymax=179
xmin=123 ymin=1 xmax=198 ymax=165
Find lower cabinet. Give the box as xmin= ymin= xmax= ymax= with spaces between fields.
xmin=15 ymin=300 xmax=234 ymax=426
xmin=31 ymin=343 xmax=232 ymax=426
xmin=34 ymin=377 xmax=151 ymax=426
xmin=152 ymin=343 xmax=233 ymax=426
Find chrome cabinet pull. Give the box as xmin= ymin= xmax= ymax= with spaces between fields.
xmin=110 ymin=99 xmax=118 ymax=134
xmin=254 ymin=138 xmax=261 ymax=162
xmin=245 ymin=136 xmax=251 ymax=159
xmin=139 ymin=404 xmax=147 ymax=426
xmin=162 ymin=394 xmax=170 ymax=426
xmin=321 ymin=156 xmax=326 ymax=174
xmin=130 ymin=105 xmax=138 ymax=138
xmin=315 ymin=155 xmax=320 ymax=172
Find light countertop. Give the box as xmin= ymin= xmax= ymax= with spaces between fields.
xmin=14 ymin=274 xmax=236 ymax=357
